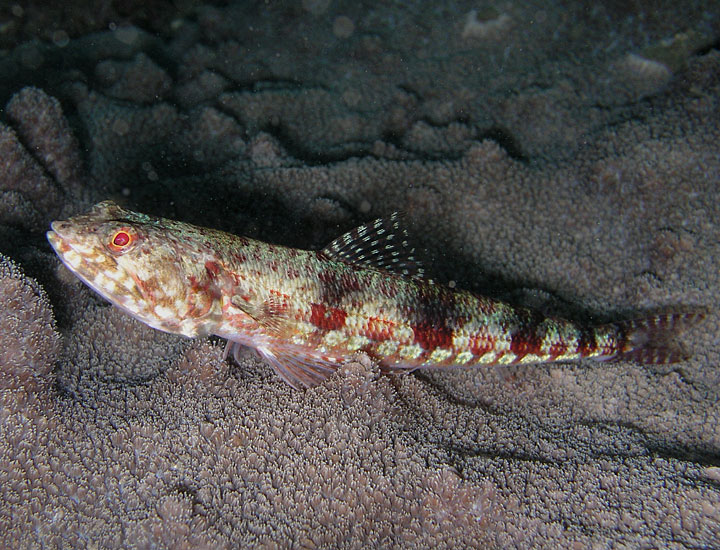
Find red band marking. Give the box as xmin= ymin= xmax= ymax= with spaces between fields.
xmin=576 ymin=327 xmax=597 ymax=356
xmin=469 ymin=333 xmax=495 ymax=357
xmin=510 ymin=336 xmax=540 ymax=361
xmin=364 ymin=317 xmax=396 ymax=341
xmin=547 ymin=342 xmax=568 ymax=359
xmin=411 ymin=323 xmax=453 ymax=352
xmin=310 ymin=303 xmax=347 ymax=331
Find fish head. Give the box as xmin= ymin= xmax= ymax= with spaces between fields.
xmin=47 ymin=200 xmax=223 ymax=337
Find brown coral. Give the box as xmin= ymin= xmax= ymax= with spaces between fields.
xmin=0 ymin=87 xmax=90 ymax=230
xmin=95 ymin=53 xmax=173 ymax=104
xmin=0 ymin=253 xmax=60 ymax=392
xmin=56 ymin=299 xmax=190 ymax=395
xmin=0 ymin=122 xmax=63 ymax=229
xmin=5 ymin=87 xmax=85 ymax=198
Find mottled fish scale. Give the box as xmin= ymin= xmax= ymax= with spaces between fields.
xmin=47 ymin=201 xmax=705 ymax=389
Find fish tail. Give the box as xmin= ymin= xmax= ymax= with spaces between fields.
xmin=608 ymin=310 xmax=706 ymax=364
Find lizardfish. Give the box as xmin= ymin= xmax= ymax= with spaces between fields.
xmin=47 ymin=201 xmax=703 ymax=389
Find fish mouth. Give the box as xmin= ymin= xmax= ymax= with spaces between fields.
xmin=47 ymin=220 xmax=80 ymax=255
xmin=47 ymin=222 xmax=182 ymax=335
xmin=46 ymin=228 xmax=69 ymax=256
xmin=49 ymin=219 xmax=71 ymax=238
xmin=47 ymin=225 xmax=157 ymax=329
xmin=47 ymin=226 xmax=109 ymax=289
xmin=47 ymin=223 xmax=95 ymax=268
xmin=46 ymin=225 xmax=142 ymax=308
xmin=46 ymin=229 xmax=59 ymax=248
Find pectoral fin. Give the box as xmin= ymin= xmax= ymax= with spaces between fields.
xmin=230 ymin=293 xmax=291 ymax=336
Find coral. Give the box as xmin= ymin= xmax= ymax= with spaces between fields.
xmin=0 ymin=123 xmax=61 ymax=230
xmin=611 ymin=53 xmax=674 ymax=100
xmin=0 ymin=87 xmax=89 ymax=230
xmin=5 ymin=86 xmax=86 ymax=198
xmin=0 ymin=338 xmax=502 ymax=548
xmin=0 ymin=253 xmax=60 ymax=392
xmin=217 ymin=87 xmax=385 ymax=159
xmin=56 ymin=298 xmax=191 ymax=395
xmin=0 ymin=1 xmax=201 ymax=49
xmin=0 ymin=1 xmax=719 ymax=548
xmin=461 ymin=9 xmax=512 ymax=40
xmin=95 ymin=52 xmax=173 ymax=104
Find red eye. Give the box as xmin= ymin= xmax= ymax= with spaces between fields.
xmin=113 ymin=231 xmax=130 ymax=246
xmin=110 ymin=230 xmax=133 ymax=251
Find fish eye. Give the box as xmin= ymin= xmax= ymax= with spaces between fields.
xmin=113 ymin=231 xmax=130 ymax=246
xmin=108 ymin=229 xmax=135 ymax=252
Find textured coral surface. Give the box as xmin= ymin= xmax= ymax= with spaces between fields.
xmin=1 ymin=1 xmax=719 ymax=548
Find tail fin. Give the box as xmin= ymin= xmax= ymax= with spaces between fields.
xmin=612 ymin=310 xmax=706 ymax=364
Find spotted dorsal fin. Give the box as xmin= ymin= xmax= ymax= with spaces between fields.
xmin=321 ymin=212 xmax=424 ymax=277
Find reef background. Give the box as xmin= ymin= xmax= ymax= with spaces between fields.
xmin=1 ymin=1 xmax=719 ymax=547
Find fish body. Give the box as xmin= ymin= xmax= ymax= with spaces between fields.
xmin=47 ymin=201 xmax=702 ymax=389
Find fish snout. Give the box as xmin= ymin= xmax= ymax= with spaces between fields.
xmin=50 ymin=220 xmax=71 ymax=235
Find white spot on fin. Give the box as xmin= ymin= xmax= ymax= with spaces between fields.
xmin=321 ymin=212 xmax=424 ymax=277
